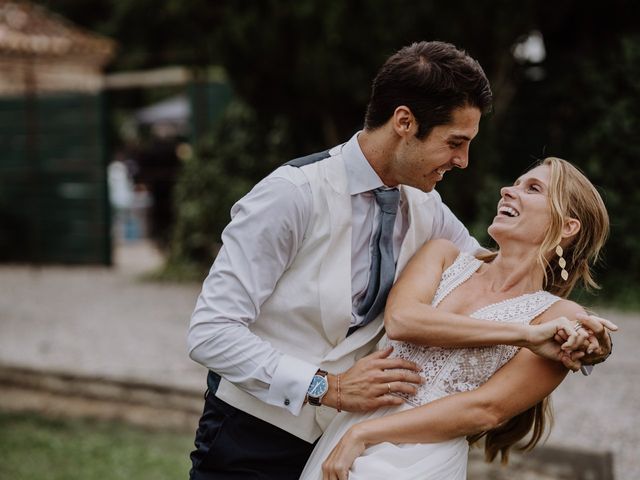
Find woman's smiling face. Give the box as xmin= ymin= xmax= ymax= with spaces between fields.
xmin=488 ymin=164 xmax=552 ymax=246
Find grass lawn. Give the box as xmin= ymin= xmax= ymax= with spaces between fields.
xmin=0 ymin=411 xmax=194 ymax=480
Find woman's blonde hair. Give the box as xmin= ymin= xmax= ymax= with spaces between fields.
xmin=537 ymin=157 xmax=609 ymax=298
xmin=470 ymin=157 xmax=609 ymax=463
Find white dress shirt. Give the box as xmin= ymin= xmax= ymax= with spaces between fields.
xmin=188 ymin=132 xmax=479 ymax=414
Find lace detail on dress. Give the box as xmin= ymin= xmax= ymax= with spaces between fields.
xmin=432 ymin=253 xmax=484 ymax=308
xmin=389 ymin=253 xmax=561 ymax=407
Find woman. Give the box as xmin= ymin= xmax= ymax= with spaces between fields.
xmin=300 ymin=157 xmax=616 ymax=480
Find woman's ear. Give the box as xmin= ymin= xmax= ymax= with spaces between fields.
xmin=562 ymin=217 xmax=581 ymax=239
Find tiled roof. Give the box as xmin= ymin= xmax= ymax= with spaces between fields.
xmin=0 ymin=1 xmax=115 ymax=63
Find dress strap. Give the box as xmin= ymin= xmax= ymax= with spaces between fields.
xmin=432 ymin=253 xmax=483 ymax=308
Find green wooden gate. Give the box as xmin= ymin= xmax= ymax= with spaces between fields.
xmin=0 ymin=92 xmax=111 ymax=264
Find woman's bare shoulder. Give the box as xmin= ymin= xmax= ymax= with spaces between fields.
xmin=417 ymin=238 xmax=460 ymax=267
xmin=536 ymin=298 xmax=588 ymax=324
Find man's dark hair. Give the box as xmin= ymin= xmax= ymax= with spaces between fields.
xmin=364 ymin=41 xmax=493 ymax=139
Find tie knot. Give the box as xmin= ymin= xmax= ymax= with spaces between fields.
xmin=373 ymin=188 xmax=400 ymax=214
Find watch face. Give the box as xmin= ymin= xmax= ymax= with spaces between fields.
xmin=308 ymin=375 xmax=328 ymax=397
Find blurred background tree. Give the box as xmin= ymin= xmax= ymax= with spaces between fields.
xmin=45 ymin=0 xmax=640 ymax=303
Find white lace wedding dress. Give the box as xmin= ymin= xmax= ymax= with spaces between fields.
xmin=300 ymin=252 xmax=560 ymax=480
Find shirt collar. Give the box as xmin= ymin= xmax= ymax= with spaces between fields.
xmin=342 ymin=131 xmax=386 ymax=195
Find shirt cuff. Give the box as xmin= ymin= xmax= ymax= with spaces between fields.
xmin=266 ymin=354 xmax=318 ymax=415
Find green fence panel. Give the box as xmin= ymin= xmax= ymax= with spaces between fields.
xmin=0 ymin=92 xmax=110 ymax=264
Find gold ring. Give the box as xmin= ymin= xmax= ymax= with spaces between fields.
xmin=387 ymin=383 xmax=392 ymax=394
xmin=574 ymin=322 xmax=583 ymax=332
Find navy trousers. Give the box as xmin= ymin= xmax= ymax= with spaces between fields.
xmin=189 ymin=373 xmax=317 ymax=479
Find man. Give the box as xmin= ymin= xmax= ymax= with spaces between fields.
xmin=187 ymin=41 xmax=610 ymax=479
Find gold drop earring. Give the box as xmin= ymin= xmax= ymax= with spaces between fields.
xmin=555 ymin=245 xmax=569 ymax=281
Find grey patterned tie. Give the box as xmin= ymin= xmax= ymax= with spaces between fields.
xmin=356 ymin=187 xmax=400 ymax=328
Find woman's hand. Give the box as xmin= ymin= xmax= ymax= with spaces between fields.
xmin=528 ymin=316 xmax=590 ymax=350
xmin=322 ymin=425 xmax=368 ymax=480
xmin=525 ymin=316 xmax=591 ymax=370
xmin=526 ymin=314 xmax=618 ymax=371
xmin=554 ymin=313 xmax=618 ymax=366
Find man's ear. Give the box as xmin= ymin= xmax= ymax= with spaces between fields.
xmin=562 ymin=217 xmax=581 ymax=239
xmin=392 ymin=106 xmax=415 ymax=137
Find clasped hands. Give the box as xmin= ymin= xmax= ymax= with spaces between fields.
xmin=526 ymin=313 xmax=618 ymax=371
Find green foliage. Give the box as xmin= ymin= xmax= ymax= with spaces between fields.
xmin=168 ymin=100 xmax=293 ymax=269
xmin=493 ymin=28 xmax=640 ymax=299
xmin=42 ymin=0 xmax=223 ymax=70
xmin=569 ymin=35 xmax=640 ymax=288
xmin=46 ymin=0 xmax=640 ymax=299
xmin=208 ymin=0 xmax=537 ymax=151
xmin=0 ymin=412 xmax=193 ymax=480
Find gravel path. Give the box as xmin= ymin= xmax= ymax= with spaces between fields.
xmin=0 ymin=242 xmax=206 ymax=392
xmin=545 ymin=308 xmax=639 ymax=480
xmin=0 ymin=241 xmax=637 ymax=478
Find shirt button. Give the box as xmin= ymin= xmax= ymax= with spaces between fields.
xmin=284 ymin=398 xmax=290 ymax=406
